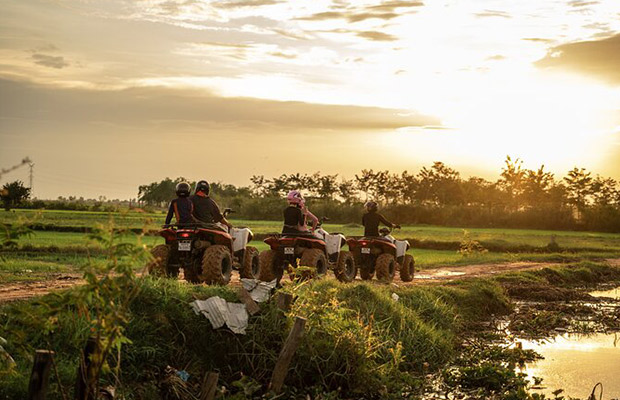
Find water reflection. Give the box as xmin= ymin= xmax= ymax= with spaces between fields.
xmin=589 ymin=285 xmax=620 ymax=300
xmin=521 ymin=332 xmax=620 ymax=398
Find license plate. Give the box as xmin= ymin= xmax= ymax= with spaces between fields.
xmin=361 ymin=247 xmax=371 ymax=254
xmin=284 ymin=247 xmax=294 ymax=255
xmin=178 ymin=241 xmax=192 ymax=251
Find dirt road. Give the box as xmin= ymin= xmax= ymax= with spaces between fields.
xmin=1 ymin=259 xmax=619 ymax=303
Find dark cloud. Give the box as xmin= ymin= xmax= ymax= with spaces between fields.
xmin=522 ymin=38 xmax=553 ymax=43
xmin=213 ymin=0 xmax=282 ymax=8
xmin=356 ymin=31 xmax=398 ymax=42
xmin=269 ymin=51 xmax=297 ymax=59
xmin=568 ymin=0 xmax=599 ymax=7
xmin=31 ymin=54 xmax=69 ymax=69
xmin=295 ymin=11 xmax=399 ymax=23
xmin=0 ymin=78 xmax=438 ymax=131
xmin=486 ymin=55 xmax=506 ymax=61
xmin=367 ymin=1 xmax=424 ymax=11
xmin=475 ymin=9 xmax=512 ymax=19
xmin=536 ymin=33 xmax=620 ymax=84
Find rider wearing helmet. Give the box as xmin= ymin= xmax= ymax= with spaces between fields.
xmin=190 ymin=180 xmax=233 ymax=229
xmin=282 ymin=190 xmax=319 ymax=235
xmin=165 ymin=182 xmax=195 ymax=225
xmin=362 ymin=201 xmax=400 ymax=237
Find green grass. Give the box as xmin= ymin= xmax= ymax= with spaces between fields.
xmin=0 ymin=276 xmax=513 ymax=399
xmin=3 ymin=209 xmax=620 ymax=251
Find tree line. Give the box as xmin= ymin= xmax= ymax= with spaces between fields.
xmin=135 ymin=157 xmax=620 ymax=232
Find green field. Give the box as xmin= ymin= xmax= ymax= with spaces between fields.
xmin=3 ymin=209 xmax=620 ymax=251
xmin=2 ymin=209 xmax=620 ymax=285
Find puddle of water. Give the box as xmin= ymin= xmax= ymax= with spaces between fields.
xmin=520 ymin=333 xmax=620 ymax=398
xmin=589 ymin=286 xmax=620 ymax=300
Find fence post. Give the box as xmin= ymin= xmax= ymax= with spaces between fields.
xmin=269 ymin=316 xmax=306 ymax=393
xmin=200 ymin=372 xmax=219 ymax=400
xmin=27 ymin=350 xmax=54 ymax=400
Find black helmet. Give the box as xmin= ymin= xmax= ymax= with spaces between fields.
xmin=175 ymin=182 xmax=191 ymax=197
xmin=196 ymin=180 xmax=210 ymax=195
xmin=364 ymin=201 xmax=378 ymax=212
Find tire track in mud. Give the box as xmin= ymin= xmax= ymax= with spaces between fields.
xmin=1 ymin=259 xmax=619 ymax=303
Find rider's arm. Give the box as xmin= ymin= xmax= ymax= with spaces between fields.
xmin=165 ymin=200 xmax=175 ymax=225
xmin=378 ymin=213 xmax=394 ymax=228
xmin=304 ymin=208 xmax=319 ymax=232
xmin=209 ymin=198 xmax=233 ymax=228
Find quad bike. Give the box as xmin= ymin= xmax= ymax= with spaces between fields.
xmin=146 ymin=209 xmax=259 ymax=285
xmin=258 ymin=218 xmax=357 ymax=284
xmin=347 ymin=227 xmax=414 ymax=283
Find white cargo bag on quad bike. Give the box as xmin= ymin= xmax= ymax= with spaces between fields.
xmin=324 ymin=233 xmax=345 ymax=257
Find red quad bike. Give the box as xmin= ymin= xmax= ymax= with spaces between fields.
xmin=347 ymin=227 xmax=415 ymax=283
xmin=258 ymin=218 xmax=357 ymax=284
xmin=146 ymin=209 xmax=259 ymax=285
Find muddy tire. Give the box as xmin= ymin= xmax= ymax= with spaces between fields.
xmin=375 ymin=253 xmax=396 ymax=283
xmin=240 ymin=247 xmax=260 ymax=279
xmin=299 ymin=248 xmax=328 ymax=276
xmin=147 ymin=245 xmax=170 ymax=277
xmin=258 ymin=250 xmax=284 ymax=283
xmin=200 ymin=245 xmax=232 ymax=285
xmin=399 ymin=254 xmax=415 ymax=282
xmin=335 ymin=251 xmax=357 ymax=283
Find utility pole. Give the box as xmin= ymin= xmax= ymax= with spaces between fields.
xmin=28 ymin=161 xmax=34 ymax=197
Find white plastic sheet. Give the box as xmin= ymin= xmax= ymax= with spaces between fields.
xmin=241 ymin=278 xmax=277 ymax=303
xmin=190 ymin=296 xmax=249 ymax=334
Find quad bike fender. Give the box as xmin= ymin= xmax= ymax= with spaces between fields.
xmin=324 ymin=233 xmax=345 ymax=257
xmin=395 ymin=240 xmax=410 ymax=258
xmin=231 ymin=227 xmax=253 ymax=252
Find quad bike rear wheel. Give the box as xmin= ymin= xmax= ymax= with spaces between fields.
xmin=200 ymin=245 xmax=232 ymax=285
xmin=258 ymin=250 xmax=284 ymax=283
xmin=375 ymin=253 xmax=396 ymax=283
xmin=240 ymin=246 xmax=260 ymax=279
xmin=335 ymin=251 xmax=357 ymax=283
xmin=147 ymin=245 xmax=171 ymax=277
xmin=300 ymin=248 xmax=328 ymax=276
xmin=399 ymin=254 xmax=415 ymax=282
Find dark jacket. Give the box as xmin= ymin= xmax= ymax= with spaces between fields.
xmin=190 ymin=193 xmax=224 ymax=224
xmin=282 ymin=205 xmax=305 ymax=234
xmin=165 ymin=197 xmax=194 ymax=225
xmin=362 ymin=211 xmax=394 ymax=237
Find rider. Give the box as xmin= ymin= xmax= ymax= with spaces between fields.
xmin=362 ymin=201 xmax=400 ymax=237
xmin=165 ymin=182 xmax=195 ymax=225
xmin=190 ymin=180 xmax=233 ymax=230
xmin=282 ymin=190 xmax=319 ymax=236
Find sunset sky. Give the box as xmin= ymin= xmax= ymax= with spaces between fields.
xmin=1 ymin=0 xmax=620 ymax=199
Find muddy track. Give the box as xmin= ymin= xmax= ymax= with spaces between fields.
xmin=1 ymin=259 xmax=619 ymax=303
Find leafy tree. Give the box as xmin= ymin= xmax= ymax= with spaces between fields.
xmin=522 ymin=165 xmax=555 ymax=208
xmin=1 ymin=181 xmax=31 ymax=211
xmin=563 ymin=167 xmax=593 ymax=216
xmin=498 ymin=156 xmax=525 ymax=211
xmin=138 ymin=177 xmax=188 ymax=206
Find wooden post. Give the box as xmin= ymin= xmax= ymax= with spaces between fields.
xmin=74 ymin=337 xmax=98 ymax=400
xmin=237 ymin=287 xmax=260 ymax=315
xmin=200 ymin=372 xmax=219 ymax=400
xmin=276 ymin=292 xmax=294 ymax=312
xmin=27 ymin=350 xmax=54 ymax=400
xmin=269 ymin=316 xmax=306 ymax=393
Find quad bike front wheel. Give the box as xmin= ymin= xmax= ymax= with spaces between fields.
xmin=399 ymin=254 xmax=415 ymax=282
xmin=258 ymin=250 xmax=284 ymax=283
xmin=375 ymin=253 xmax=396 ymax=283
xmin=147 ymin=245 xmax=171 ymax=277
xmin=300 ymin=248 xmax=328 ymax=276
xmin=200 ymin=245 xmax=233 ymax=285
xmin=335 ymin=251 xmax=357 ymax=283
xmin=240 ymin=246 xmax=260 ymax=279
